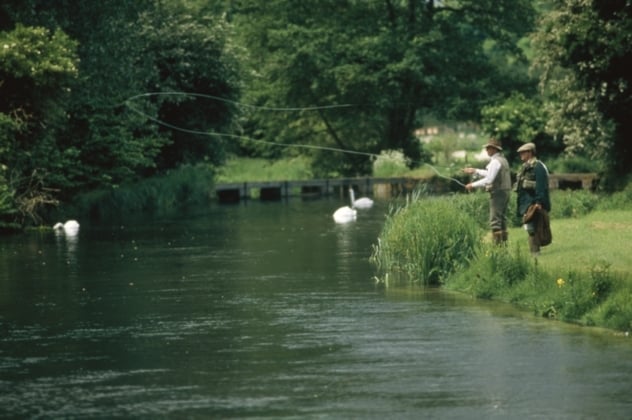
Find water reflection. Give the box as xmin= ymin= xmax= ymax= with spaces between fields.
xmin=54 ymin=228 xmax=79 ymax=269
xmin=1 ymin=200 xmax=631 ymax=419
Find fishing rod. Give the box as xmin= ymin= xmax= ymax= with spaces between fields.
xmin=124 ymin=92 xmax=467 ymax=187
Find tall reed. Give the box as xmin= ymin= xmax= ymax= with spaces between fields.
xmin=66 ymin=164 xmax=215 ymax=222
xmin=370 ymin=191 xmax=481 ymax=286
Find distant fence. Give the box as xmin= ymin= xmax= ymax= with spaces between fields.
xmin=214 ymin=173 xmax=599 ymax=203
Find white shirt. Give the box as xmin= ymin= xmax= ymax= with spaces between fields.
xmin=471 ymin=153 xmax=502 ymax=189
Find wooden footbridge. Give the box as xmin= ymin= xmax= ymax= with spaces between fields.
xmin=214 ymin=173 xmax=598 ymax=203
xmin=214 ymin=177 xmax=421 ymax=203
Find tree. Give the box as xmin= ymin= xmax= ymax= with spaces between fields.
xmin=1 ymin=0 xmax=242 ymax=210
xmin=137 ymin=4 xmax=242 ymax=171
xmin=480 ymin=92 xmax=563 ymax=164
xmin=0 ymin=24 xmax=78 ymax=226
xmin=231 ymin=0 xmax=537 ymax=176
xmin=533 ymin=0 xmax=632 ymax=188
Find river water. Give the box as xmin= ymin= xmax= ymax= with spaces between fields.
xmin=1 ymin=198 xmax=631 ymax=419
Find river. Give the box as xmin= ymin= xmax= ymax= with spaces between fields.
xmin=1 ymin=198 xmax=631 ymax=419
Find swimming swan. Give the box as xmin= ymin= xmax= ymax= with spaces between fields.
xmin=333 ymin=205 xmax=357 ymax=223
xmin=333 ymin=188 xmax=358 ymax=223
xmin=349 ymin=187 xmax=374 ymax=209
xmin=53 ymin=220 xmax=80 ymax=235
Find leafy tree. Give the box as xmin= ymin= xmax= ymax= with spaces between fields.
xmin=137 ymin=4 xmax=242 ymax=171
xmin=480 ymin=92 xmax=563 ymax=164
xmin=0 ymin=24 xmax=78 ymax=226
xmin=231 ymin=0 xmax=537 ymax=176
xmin=533 ymin=0 xmax=632 ymax=188
xmin=1 ymin=1 xmax=168 ymax=199
xmin=1 ymin=0 xmax=242 ymax=220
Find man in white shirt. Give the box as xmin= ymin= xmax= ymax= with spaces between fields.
xmin=463 ymin=139 xmax=512 ymax=244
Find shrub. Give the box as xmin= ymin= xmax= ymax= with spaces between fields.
xmin=66 ymin=164 xmax=215 ymax=222
xmin=372 ymin=150 xmax=410 ymax=177
xmin=447 ymin=243 xmax=533 ymax=300
xmin=590 ymin=287 xmax=632 ymax=332
xmin=550 ymin=189 xmax=599 ymax=218
xmin=370 ymin=191 xmax=480 ymax=285
xmin=596 ymin=182 xmax=632 ymax=211
xmin=547 ymin=155 xmax=602 ymax=173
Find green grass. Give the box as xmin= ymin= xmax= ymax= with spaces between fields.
xmin=216 ymin=156 xmax=313 ymax=183
xmin=373 ymin=189 xmax=632 ymax=333
xmin=527 ymin=210 xmax=631 ymax=275
xmin=370 ymin=192 xmax=480 ymax=285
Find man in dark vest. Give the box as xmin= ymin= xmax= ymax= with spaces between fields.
xmin=464 ymin=139 xmax=512 ymax=244
xmin=515 ymin=142 xmax=551 ymax=257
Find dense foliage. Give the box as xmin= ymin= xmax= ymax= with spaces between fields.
xmin=0 ymin=0 xmax=630 ymax=228
xmin=0 ymin=0 xmax=241 ymax=228
xmin=231 ymin=0 xmax=537 ymax=176
xmin=532 ymin=0 xmax=632 ymax=187
xmin=0 ymin=24 xmax=79 ymax=226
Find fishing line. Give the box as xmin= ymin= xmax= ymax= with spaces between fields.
xmin=125 ymin=91 xmax=356 ymax=112
xmin=124 ymin=92 xmax=466 ymax=187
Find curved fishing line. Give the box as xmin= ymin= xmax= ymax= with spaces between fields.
xmin=422 ymin=164 xmax=466 ymax=187
xmin=125 ymin=91 xmax=356 ymax=112
xmin=124 ymin=92 xmax=466 ymax=187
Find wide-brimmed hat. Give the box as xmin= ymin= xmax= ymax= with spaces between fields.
xmin=484 ymin=139 xmax=503 ymax=151
xmin=517 ymin=142 xmax=536 ymax=153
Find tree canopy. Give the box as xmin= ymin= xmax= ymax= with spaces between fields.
xmin=231 ymin=0 xmax=537 ymax=176
xmin=0 ymin=24 xmax=79 ymax=225
xmin=532 ymin=0 xmax=632 ymax=187
xmin=0 ymin=0 xmax=241 ymax=227
xmin=0 ymin=0 xmax=630 ymax=227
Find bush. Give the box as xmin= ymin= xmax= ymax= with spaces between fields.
xmin=596 ymin=182 xmax=632 ymax=211
xmin=370 ymin=191 xmax=480 ymax=285
xmin=547 ymin=155 xmax=602 ymax=173
xmin=447 ymin=243 xmax=534 ymax=300
xmin=372 ymin=150 xmax=410 ymax=177
xmin=65 ymin=164 xmax=215 ymax=222
xmin=550 ymin=189 xmax=599 ymax=219
xmin=590 ymin=287 xmax=632 ymax=331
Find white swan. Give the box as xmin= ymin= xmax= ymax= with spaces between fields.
xmin=333 ymin=188 xmax=358 ymax=223
xmin=349 ymin=187 xmax=374 ymax=209
xmin=53 ymin=220 xmax=80 ymax=235
xmin=333 ymin=205 xmax=357 ymax=223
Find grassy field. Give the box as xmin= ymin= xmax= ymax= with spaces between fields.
xmin=528 ymin=210 xmax=631 ymax=275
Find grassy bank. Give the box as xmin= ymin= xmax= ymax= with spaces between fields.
xmin=371 ymin=186 xmax=632 ymax=333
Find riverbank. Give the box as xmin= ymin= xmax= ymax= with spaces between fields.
xmin=371 ymin=186 xmax=632 ymax=334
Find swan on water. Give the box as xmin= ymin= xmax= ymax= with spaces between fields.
xmin=333 ymin=205 xmax=357 ymax=223
xmin=53 ymin=220 xmax=80 ymax=235
xmin=349 ymin=187 xmax=374 ymax=209
xmin=333 ymin=188 xmax=358 ymax=223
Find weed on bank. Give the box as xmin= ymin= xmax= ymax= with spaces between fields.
xmin=371 ymin=186 xmax=632 ymax=333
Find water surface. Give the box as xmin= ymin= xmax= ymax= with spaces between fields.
xmin=1 ymin=198 xmax=631 ymax=419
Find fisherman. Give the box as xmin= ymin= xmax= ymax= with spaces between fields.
xmin=515 ymin=142 xmax=551 ymax=257
xmin=463 ymin=138 xmax=512 ymax=244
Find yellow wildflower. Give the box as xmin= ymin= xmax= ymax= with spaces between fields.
xmin=556 ymin=278 xmax=565 ymax=288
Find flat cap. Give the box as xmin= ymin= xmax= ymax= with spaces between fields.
xmin=517 ymin=142 xmax=536 ymax=153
